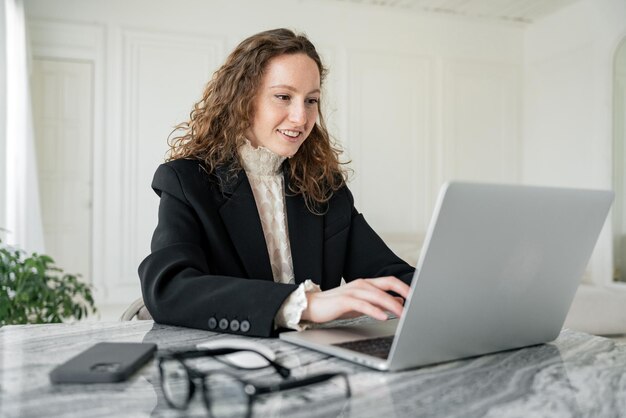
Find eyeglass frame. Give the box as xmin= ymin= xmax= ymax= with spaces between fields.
xmin=156 ymin=347 xmax=351 ymax=417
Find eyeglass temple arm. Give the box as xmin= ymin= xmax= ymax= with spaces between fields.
xmin=256 ymin=373 xmax=351 ymax=397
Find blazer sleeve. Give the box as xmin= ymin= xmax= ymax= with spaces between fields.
xmin=341 ymin=187 xmax=416 ymax=286
xmin=138 ymin=164 xmax=298 ymax=337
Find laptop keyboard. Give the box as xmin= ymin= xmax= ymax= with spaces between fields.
xmin=333 ymin=335 xmax=394 ymax=359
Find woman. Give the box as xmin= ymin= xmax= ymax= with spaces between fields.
xmin=139 ymin=28 xmax=415 ymax=337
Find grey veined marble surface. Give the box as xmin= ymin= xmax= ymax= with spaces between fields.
xmin=0 ymin=321 xmax=625 ymax=418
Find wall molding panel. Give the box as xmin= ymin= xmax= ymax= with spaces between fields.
xmin=442 ymin=59 xmax=521 ymax=185
xmin=116 ymin=29 xmax=224 ymax=302
xmin=347 ymin=51 xmax=435 ymax=236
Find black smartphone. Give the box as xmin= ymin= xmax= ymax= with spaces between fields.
xmin=49 ymin=342 xmax=157 ymax=384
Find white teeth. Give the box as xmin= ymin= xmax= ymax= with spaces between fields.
xmin=279 ymin=129 xmax=300 ymax=138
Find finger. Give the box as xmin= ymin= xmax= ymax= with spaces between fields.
xmin=347 ymin=288 xmax=405 ymax=318
xmin=344 ymin=276 xmax=408 ymax=316
xmin=343 ymin=279 xmax=406 ymax=316
xmin=366 ymin=276 xmax=411 ymax=299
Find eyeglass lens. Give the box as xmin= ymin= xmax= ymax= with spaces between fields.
xmin=205 ymin=373 xmax=250 ymax=418
xmin=160 ymin=359 xmax=192 ymax=409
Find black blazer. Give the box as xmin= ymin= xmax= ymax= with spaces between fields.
xmin=138 ymin=159 xmax=415 ymax=337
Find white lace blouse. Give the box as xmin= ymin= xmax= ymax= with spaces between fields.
xmin=239 ymin=139 xmax=320 ymax=330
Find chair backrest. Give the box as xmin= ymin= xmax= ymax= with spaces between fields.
xmin=119 ymin=297 xmax=153 ymax=321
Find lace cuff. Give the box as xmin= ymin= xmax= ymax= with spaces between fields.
xmin=275 ymin=280 xmax=321 ymax=331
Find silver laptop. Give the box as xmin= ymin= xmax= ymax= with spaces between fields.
xmin=280 ymin=182 xmax=613 ymax=371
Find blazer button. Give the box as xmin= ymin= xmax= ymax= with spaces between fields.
xmin=208 ymin=317 xmax=217 ymax=329
xmin=229 ymin=319 xmax=240 ymax=332
xmin=219 ymin=318 xmax=229 ymax=330
xmin=240 ymin=320 xmax=250 ymax=333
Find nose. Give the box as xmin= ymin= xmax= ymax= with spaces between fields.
xmin=289 ymin=102 xmax=307 ymax=126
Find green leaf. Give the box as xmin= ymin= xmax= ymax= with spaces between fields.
xmin=0 ymin=238 xmax=97 ymax=325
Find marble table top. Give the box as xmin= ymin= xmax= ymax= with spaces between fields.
xmin=0 ymin=320 xmax=625 ymax=417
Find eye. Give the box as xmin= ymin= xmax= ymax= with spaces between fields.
xmin=306 ymin=97 xmax=319 ymax=105
xmin=275 ymin=94 xmax=290 ymax=101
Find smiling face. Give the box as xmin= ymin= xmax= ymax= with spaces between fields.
xmin=245 ymin=53 xmax=321 ymax=157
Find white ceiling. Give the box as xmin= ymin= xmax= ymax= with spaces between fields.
xmin=326 ymin=0 xmax=582 ymax=24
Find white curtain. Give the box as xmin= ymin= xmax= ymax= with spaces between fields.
xmin=3 ymin=0 xmax=45 ymax=254
xmin=0 ymin=1 xmax=6 ymax=235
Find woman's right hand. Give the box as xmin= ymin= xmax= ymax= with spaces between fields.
xmin=300 ymin=276 xmax=410 ymax=323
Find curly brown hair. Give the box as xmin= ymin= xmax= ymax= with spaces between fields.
xmin=167 ymin=28 xmax=348 ymax=213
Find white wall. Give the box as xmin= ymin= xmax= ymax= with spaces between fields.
xmin=523 ymin=0 xmax=626 ymax=286
xmin=24 ymin=0 xmax=523 ymax=306
xmin=615 ymin=40 xmax=626 ymax=281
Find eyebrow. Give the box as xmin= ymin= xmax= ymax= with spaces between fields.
xmin=269 ymin=84 xmax=320 ymax=95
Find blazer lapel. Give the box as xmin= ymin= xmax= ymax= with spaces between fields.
xmin=285 ymin=184 xmax=323 ymax=286
xmin=218 ymin=170 xmax=274 ymax=281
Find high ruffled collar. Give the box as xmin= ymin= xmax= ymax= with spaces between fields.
xmin=239 ymin=138 xmax=286 ymax=176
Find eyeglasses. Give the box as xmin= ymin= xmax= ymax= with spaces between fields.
xmin=157 ymin=347 xmax=351 ymax=418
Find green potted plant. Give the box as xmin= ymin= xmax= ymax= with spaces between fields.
xmin=0 ymin=237 xmax=97 ymax=326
